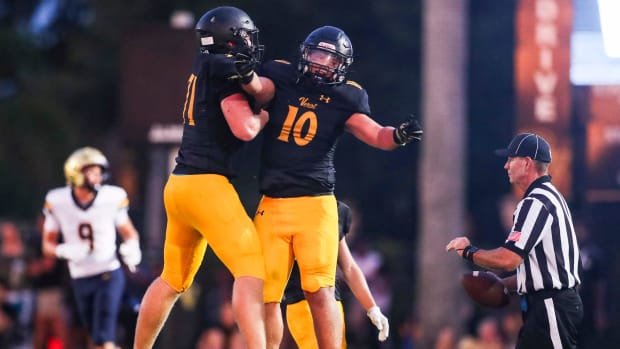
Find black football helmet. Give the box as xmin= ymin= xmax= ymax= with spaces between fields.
xmin=195 ymin=6 xmax=263 ymax=61
xmin=298 ymin=26 xmax=354 ymax=85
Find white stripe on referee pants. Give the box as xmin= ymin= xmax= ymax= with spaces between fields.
xmin=544 ymin=298 xmax=563 ymax=349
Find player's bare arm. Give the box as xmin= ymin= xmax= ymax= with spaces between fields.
xmin=221 ymin=93 xmax=269 ymax=141
xmin=236 ymin=72 xmax=274 ymax=111
xmin=239 ymin=72 xmax=262 ymax=95
xmin=345 ymin=113 xmax=399 ymax=151
xmin=42 ymin=229 xmax=60 ymax=257
xmin=41 ymin=222 xmax=89 ymax=263
xmin=254 ymin=76 xmax=275 ymax=106
xmin=241 ymin=76 xmax=275 ymax=106
xmin=336 ymin=237 xmax=390 ymax=341
xmin=346 ymin=113 xmax=423 ymax=150
xmin=446 ymin=237 xmax=523 ymax=271
xmin=336 ymin=238 xmax=376 ymax=310
xmin=117 ymin=218 xmax=139 ymax=241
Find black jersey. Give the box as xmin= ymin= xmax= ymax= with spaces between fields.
xmin=173 ymin=52 xmax=246 ymax=178
xmin=283 ymin=201 xmax=353 ymax=305
xmin=258 ymin=60 xmax=371 ymax=197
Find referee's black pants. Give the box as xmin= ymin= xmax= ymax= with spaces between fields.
xmin=517 ymin=288 xmax=583 ymax=349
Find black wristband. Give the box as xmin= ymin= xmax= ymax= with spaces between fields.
xmin=239 ymin=71 xmax=254 ymax=85
xmin=462 ymin=245 xmax=479 ymax=262
xmin=392 ymin=129 xmax=405 ymax=146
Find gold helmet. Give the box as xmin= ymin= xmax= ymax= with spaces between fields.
xmin=63 ymin=147 xmax=109 ymax=187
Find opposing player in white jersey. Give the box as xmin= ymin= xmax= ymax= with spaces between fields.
xmin=42 ymin=146 xmax=142 ymax=349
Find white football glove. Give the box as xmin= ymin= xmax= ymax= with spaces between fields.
xmin=119 ymin=238 xmax=142 ymax=273
xmin=55 ymin=243 xmax=90 ymax=261
xmin=367 ymin=306 xmax=390 ymax=341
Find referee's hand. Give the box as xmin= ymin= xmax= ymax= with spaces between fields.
xmin=446 ymin=237 xmax=471 ymax=257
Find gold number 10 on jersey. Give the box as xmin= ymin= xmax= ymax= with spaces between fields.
xmin=277 ymin=105 xmax=318 ymax=146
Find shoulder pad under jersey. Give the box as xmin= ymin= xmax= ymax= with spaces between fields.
xmin=345 ymin=80 xmax=363 ymax=90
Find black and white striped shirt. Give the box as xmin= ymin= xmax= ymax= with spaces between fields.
xmin=503 ymin=175 xmax=581 ymax=294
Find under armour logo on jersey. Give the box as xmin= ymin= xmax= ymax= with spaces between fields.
xmin=256 ymin=210 xmax=265 ymax=216
xmin=319 ymin=95 xmax=331 ymax=103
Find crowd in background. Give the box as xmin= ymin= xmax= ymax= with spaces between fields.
xmin=0 ymin=219 xmax=141 ymax=349
xmin=0 ymin=209 xmax=611 ymax=349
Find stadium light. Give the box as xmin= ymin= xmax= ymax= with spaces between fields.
xmin=598 ymin=0 xmax=620 ymax=57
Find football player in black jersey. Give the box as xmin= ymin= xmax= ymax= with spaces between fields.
xmin=284 ymin=201 xmax=389 ymax=348
xmin=247 ymin=26 xmax=423 ymax=349
xmin=134 ymin=7 xmax=272 ymax=349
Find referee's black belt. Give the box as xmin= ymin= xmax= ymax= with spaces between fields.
xmin=524 ymin=287 xmax=577 ymax=301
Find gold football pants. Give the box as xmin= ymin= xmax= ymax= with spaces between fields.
xmin=254 ymin=195 xmax=338 ymax=302
xmin=161 ymin=174 xmax=264 ymax=292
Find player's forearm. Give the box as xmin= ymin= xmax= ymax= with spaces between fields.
xmin=252 ymin=76 xmax=275 ymax=107
xmin=42 ymin=244 xmax=56 ymax=258
xmin=240 ymin=73 xmax=262 ymax=96
xmin=222 ymin=95 xmax=268 ymax=141
xmin=240 ymin=76 xmax=275 ymax=108
xmin=351 ymin=125 xmax=398 ymax=151
xmin=343 ymin=266 xmax=377 ymax=311
xmin=118 ymin=219 xmax=140 ymax=241
xmin=347 ymin=113 xmax=399 ymax=151
xmin=41 ymin=231 xmax=59 ymax=258
xmin=377 ymin=127 xmax=401 ymax=150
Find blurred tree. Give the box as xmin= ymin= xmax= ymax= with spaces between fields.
xmin=417 ymin=0 xmax=468 ymax=348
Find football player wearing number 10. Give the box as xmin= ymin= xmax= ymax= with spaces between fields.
xmin=246 ymin=26 xmax=423 ymax=349
xmin=42 ymin=147 xmax=142 ymax=349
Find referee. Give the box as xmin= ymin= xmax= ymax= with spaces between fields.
xmin=446 ymin=133 xmax=583 ymax=349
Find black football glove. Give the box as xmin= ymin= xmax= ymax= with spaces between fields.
xmin=393 ymin=115 xmax=423 ymax=145
xmin=231 ymin=40 xmax=259 ymax=85
xmin=233 ymin=51 xmax=256 ymax=85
